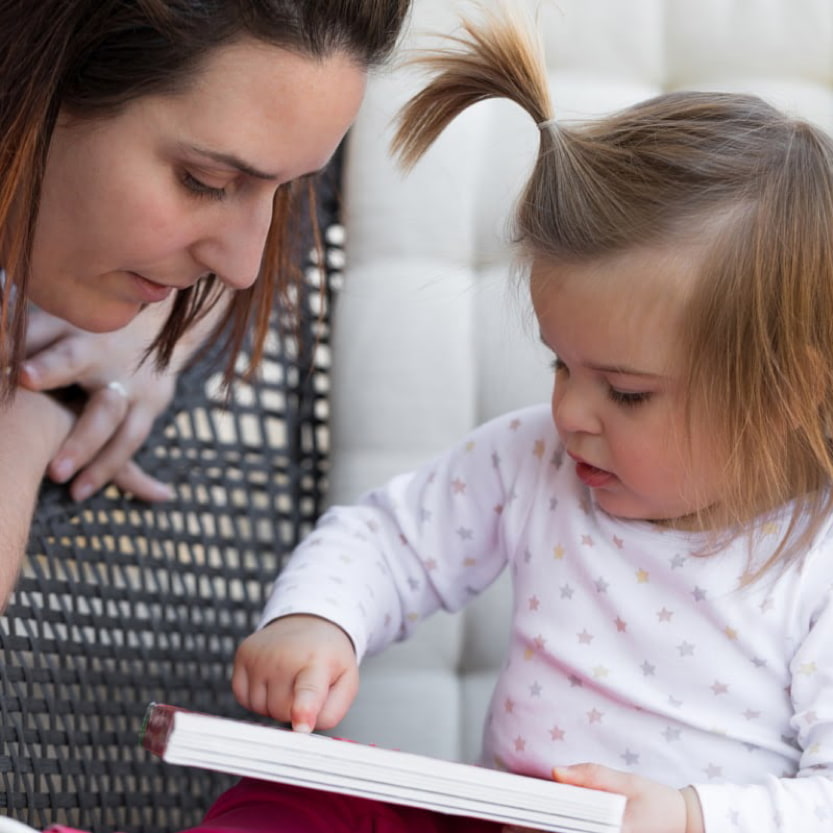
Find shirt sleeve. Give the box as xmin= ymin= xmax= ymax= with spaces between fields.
xmin=258 ymin=410 xmax=539 ymax=660
xmin=693 ymin=575 xmax=833 ymax=831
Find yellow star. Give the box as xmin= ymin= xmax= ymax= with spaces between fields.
xmin=533 ymin=439 xmax=546 ymax=459
xmin=799 ymin=662 xmax=818 ymax=676
xmin=724 ymin=626 xmax=738 ymax=641
xmin=553 ymin=544 xmax=565 ymax=560
xmin=636 ymin=568 xmax=650 ymax=583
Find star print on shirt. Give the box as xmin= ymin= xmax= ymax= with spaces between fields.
xmin=550 ymin=726 xmax=565 ymax=741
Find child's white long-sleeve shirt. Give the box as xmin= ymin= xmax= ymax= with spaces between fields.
xmin=261 ymin=404 xmax=833 ymax=832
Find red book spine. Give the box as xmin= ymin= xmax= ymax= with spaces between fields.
xmin=141 ymin=702 xmax=178 ymax=757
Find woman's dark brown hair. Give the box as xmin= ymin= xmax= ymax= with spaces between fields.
xmin=0 ymin=0 xmax=412 ymax=395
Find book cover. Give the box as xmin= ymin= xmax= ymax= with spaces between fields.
xmin=141 ymin=702 xmax=625 ymax=833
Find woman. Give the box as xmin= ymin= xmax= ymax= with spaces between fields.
xmin=0 ymin=0 xmax=412 ymax=608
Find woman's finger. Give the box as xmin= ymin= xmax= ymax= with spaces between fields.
xmin=20 ymin=334 xmax=95 ymax=391
xmin=66 ymin=398 xmax=172 ymax=502
xmin=109 ymin=460 xmax=173 ymax=503
xmin=23 ymin=307 xmax=72 ymax=356
xmin=47 ymin=385 xmax=132 ymax=485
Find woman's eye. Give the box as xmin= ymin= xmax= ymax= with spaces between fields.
xmin=181 ymin=171 xmax=227 ymax=201
xmin=609 ymin=388 xmax=651 ymax=407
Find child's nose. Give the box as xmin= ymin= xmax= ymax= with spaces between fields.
xmin=553 ymin=382 xmax=601 ymax=436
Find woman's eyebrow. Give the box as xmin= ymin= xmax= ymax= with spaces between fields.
xmin=187 ymin=144 xmax=279 ymax=181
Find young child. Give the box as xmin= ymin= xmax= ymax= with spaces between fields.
xmin=227 ymin=7 xmax=833 ymax=833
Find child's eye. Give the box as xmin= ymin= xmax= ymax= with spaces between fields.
xmin=609 ymin=388 xmax=651 ymax=407
xmin=551 ymin=357 xmax=568 ymax=375
xmin=181 ymin=171 xmax=227 ymax=201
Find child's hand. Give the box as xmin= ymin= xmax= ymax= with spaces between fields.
xmin=232 ymin=614 xmax=359 ymax=733
xmin=552 ymin=764 xmax=704 ymax=833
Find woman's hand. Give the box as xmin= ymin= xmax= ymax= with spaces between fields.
xmin=21 ymin=305 xmax=179 ymax=502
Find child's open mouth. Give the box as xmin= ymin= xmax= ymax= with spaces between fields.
xmin=574 ymin=460 xmax=615 ymax=489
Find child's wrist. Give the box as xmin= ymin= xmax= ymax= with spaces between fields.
xmin=680 ymin=786 xmax=705 ymax=833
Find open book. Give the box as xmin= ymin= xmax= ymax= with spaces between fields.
xmin=142 ymin=703 xmax=625 ymax=833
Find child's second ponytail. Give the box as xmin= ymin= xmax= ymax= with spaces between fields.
xmin=392 ymin=4 xmax=553 ymax=171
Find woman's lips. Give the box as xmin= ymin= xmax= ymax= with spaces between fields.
xmin=128 ymin=271 xmax=175 ymax=304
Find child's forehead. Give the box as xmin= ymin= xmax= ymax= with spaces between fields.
xmin=529 ymin=244 xmax=701 ymax=302
xmin=529 ymin=247 xmax=695 ymax=369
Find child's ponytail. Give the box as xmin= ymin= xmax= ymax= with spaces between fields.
xmin=392 ymin=5 xmax=553 ymax=171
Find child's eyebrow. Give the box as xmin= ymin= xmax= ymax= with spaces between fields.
xmin=538 ymin=334 xmax=666 ymax=379
xmin=588 ymin=362 xmax=665 ymax=379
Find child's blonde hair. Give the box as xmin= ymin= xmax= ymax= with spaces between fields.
xmin=392 ymin=6 xmax=833 ymax=575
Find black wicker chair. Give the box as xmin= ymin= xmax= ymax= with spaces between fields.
xmin=0 ymin=159 xmax=343 ymax=833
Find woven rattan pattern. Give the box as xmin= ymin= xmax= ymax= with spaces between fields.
xmin=0 ymin=163 xmax=342 ymax=833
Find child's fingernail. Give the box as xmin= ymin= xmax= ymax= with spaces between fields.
xmin=293 ymin=722 xmax=313 ymax=734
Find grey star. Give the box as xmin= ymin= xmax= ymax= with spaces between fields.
xmin=621 ymin=749 xmax=640 ymax=766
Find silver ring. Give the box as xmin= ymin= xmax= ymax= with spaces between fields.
xmin=106 ymin=380 xmax=129 ymax=398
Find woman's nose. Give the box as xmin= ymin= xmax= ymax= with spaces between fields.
xmin=192 ymin=202 xmax=273 ymax=291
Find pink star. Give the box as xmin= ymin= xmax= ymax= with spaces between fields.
xmin=550 ymin=726 xmax=565 ymax=741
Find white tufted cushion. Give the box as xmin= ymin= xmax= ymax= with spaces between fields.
xmin=327 ymin=0 xmax=833 ymax=762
